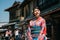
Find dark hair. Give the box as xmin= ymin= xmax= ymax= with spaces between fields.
xmin=32 ymin=7 xmax=40 ymax=16
xmin=33 ymin=7 xmax=40 ymax=13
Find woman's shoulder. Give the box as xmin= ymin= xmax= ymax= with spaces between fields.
xmin=40 ymin=17 xmax=45 ymax=20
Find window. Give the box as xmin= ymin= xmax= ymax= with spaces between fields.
xmin=20 ymin=8 xmax=24 ymax=17
xmin=16 ymin=9 xmax=20 ymax=17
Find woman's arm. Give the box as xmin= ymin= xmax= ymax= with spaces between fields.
xmin=38 ymin=19 xmax=47 ymax=40
xmin=27 ymin=25 xmax=32 ymax=40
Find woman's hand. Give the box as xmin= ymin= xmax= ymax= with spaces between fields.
xmin=29 ymin=36 xmax=33 ymax=40
xmin=38 ymin=34 xmax=45 ymax=40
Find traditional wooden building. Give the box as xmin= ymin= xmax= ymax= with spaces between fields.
xmin=5 ymin=1 xmax=21 ymax=23
xmin=5 ymin=1 xmax=22 ymax=29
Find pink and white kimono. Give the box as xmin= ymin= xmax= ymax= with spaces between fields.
xmin=27 ymin=17 xmax=47 ymax=40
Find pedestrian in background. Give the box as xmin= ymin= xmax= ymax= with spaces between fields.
xmin=14 ymin=28 xmax=20 ymax=40
xmin=5 ymin=27 xmax=12 ymax=40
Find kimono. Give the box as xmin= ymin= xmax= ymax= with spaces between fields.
xmin=27 ymin=17 xmax=47 ymax=40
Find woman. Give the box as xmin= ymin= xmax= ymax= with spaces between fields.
xmin=27 ymin=7 xmax=47 ymax=40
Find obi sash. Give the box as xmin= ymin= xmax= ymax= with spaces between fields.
xmin=31 ymin=25 xmax=42 ymax=38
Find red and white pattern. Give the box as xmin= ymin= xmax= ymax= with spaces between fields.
xmin=27 ymin=17 xmax=47 ymax=40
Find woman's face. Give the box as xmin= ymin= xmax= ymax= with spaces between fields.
xmin=33 ymin=8 xmax=40 ymax=18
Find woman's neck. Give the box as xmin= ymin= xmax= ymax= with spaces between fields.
xmin=36 ymin=16 xmax=40 ymax=19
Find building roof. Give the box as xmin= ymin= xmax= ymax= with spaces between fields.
xmin=20 ymin=0 xmax=33 ymax=8
xmin=2 ymin=22 xmax=16 ymax=27
xmin=41 ymin=8 xmax=60 ymax=17
xmin=0 ymin=29 xmax=7 ymax=32
xmin=5 ymin=1 xmax=21 ymax=11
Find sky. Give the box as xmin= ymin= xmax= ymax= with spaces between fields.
xmin=0 ymin=0 xmax=23 ymax=27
